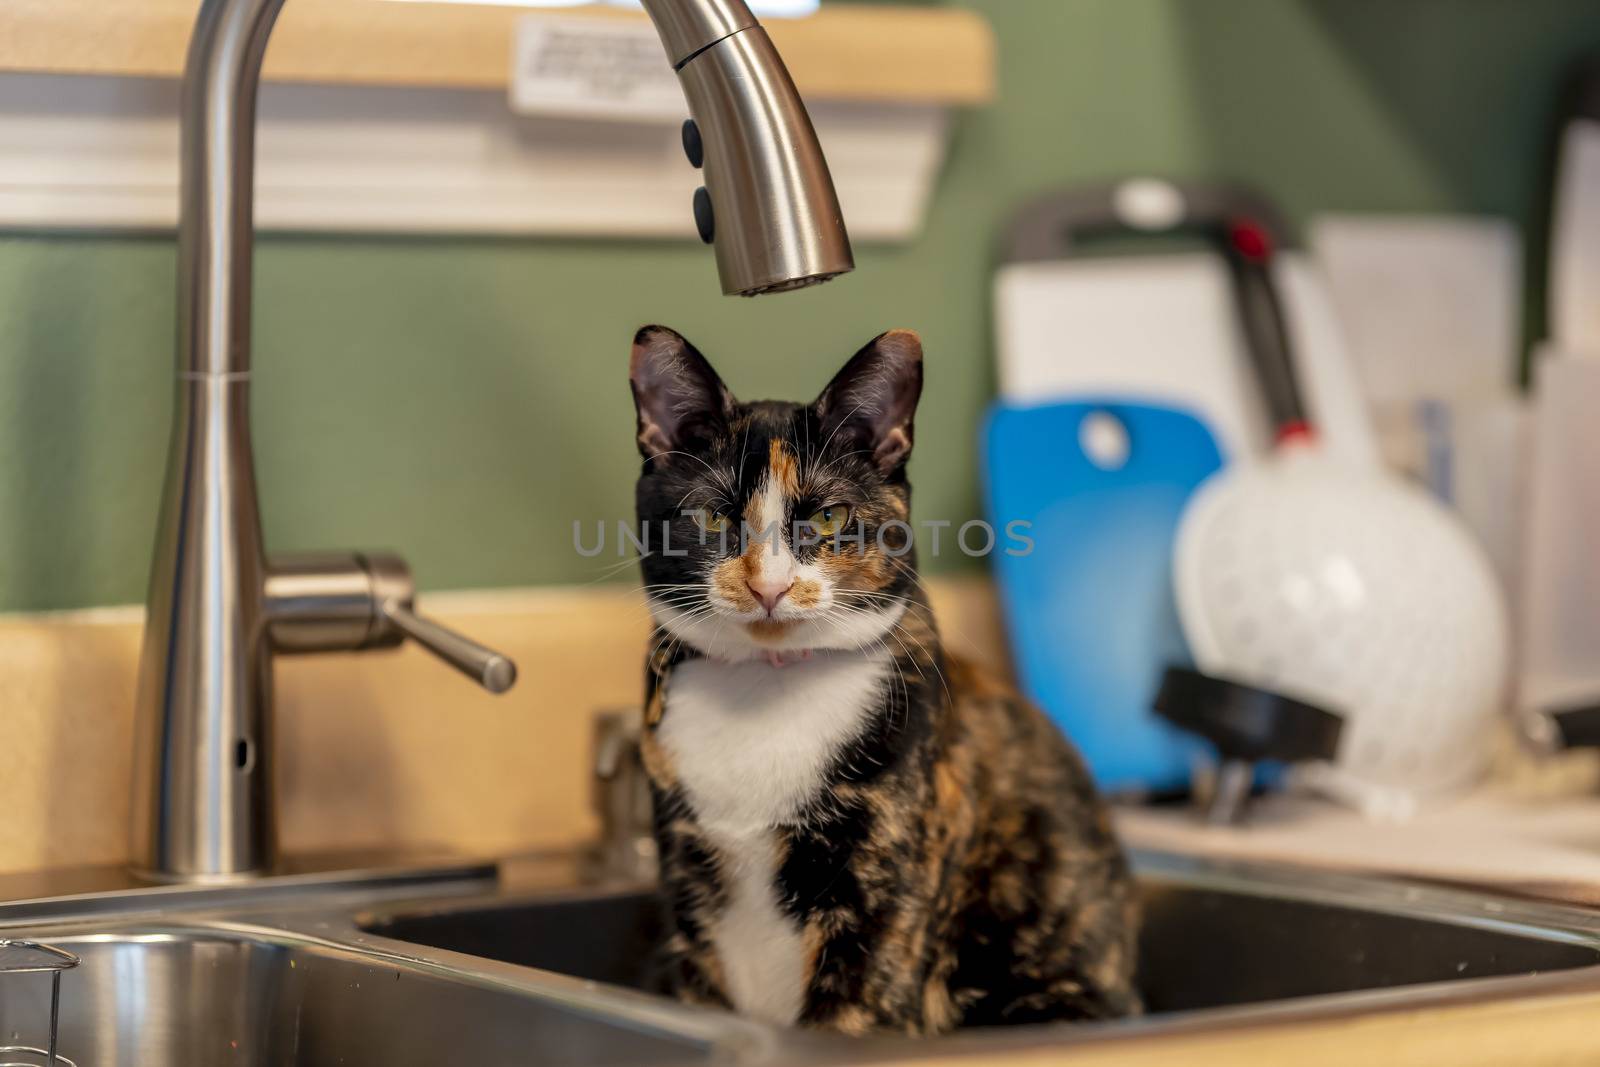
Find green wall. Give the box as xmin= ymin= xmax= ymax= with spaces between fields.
xmin=3 ymin=0 xmax=1599 ymax=613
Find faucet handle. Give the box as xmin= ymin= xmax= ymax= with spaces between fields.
xmin=589 ymin=710 xmax=657 ymax=883
xmin=266 ymin=551 xmax=517 ymax=694
xmin=379 ymin=597 xmax=517 ymax=694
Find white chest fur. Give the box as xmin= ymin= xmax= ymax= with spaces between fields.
xmin=659 ymin=651 xmax=891 ymax=834
xmin=658 ymin=650 xmax=890 ymax=1024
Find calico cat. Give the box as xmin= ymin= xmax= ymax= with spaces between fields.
xmin=628 ymin=325 xmax=1140 ymax=1036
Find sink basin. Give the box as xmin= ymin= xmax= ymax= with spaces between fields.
xmin=363 ymin=852 xmax=1600 ymax=1022
xmin=0 ymin=922 xmax=747 ymax=1067
xmin=367 ymin=887 xmax=676 ymax=997
xmin=2 ymin=850 xmax=1598 ymax=1067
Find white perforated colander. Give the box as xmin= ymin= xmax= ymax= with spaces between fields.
xmin=1174 ymin=441 xmax=1509 ymax=817
xmin=1169 ymin=216 xmax=1510 ymax=819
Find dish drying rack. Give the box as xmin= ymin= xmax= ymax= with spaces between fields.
xmin=0 ymin=940 xmax=78 ymax=1067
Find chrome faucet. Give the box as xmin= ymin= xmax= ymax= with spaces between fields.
xmin=590 ymin=710 xmax=658 ymax=884
xmin=130 ymin=0 xmax=853 ymax=883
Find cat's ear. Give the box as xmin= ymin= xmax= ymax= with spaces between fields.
xmin=814 ymin=329 xmax=923 ymax=473
xmin=629 ymin=325 xmax=735 ymax=459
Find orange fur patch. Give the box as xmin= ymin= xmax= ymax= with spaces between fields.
xmin=880 ymin=328 xmax=923 ymax=357
xmin=787 ymin=578 xmax=823 ymax=609
xmin=817 ymin=545 xmax=893 ymax=594
xmin=640 ymin=730 xmax=677 ymax=786
xmin=740 ymin=493 xmax=764 ymax=532
xmin=802 ymin=920 xmax=827 ymax=977
xmin=746 ymin=619 xmax=796 ymax=641
xmin=768 ymin=438 xmax=800 ymax=497
xmin=712 ymin=556 xmax=756 ymax=610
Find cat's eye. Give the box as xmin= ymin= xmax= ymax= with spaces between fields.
xmin=806 ymin=504 xmax=852 ymax=538
xmin=692 ymin=508 xmax=732 ymax=535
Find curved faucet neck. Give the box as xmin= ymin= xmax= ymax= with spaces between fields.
xmin=176 ymin=0 xmax=287 ymax=379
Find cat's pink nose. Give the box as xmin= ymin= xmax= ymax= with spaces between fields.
xmin=747 ymin=578 xmax=793 ymax=613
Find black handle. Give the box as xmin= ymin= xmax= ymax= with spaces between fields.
xmin=1568 ymin=57 xmax=1600 ymax=123
xmin=1222 ymin=223 xmax=1312 ymax=437
xmin=1154 ymin=666 xmax=1343 ymax=763
xmin=1002 ymin=180 xmax=1294 ymax=263
xmin=1544 ymin=701 xmax=1600 ymax=750
xmin=1003 ymin=179 xmax=1313 ymax=438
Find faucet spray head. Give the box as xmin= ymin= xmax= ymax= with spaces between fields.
xmin=642 ymin=0 xmax=854 ymax=296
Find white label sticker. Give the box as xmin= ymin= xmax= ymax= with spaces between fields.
xmin=511 ymin=16 xmax=687 ymax=123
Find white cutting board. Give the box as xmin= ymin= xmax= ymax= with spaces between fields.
xmin=994 ymin=252 xmax=1378 ymax=466
xmin=1519 ymin=350 xmax=1600 ymax=714
xmin=1310 ymin=214 xmax=1522 ymax=408
xmin=1552 ymin=118 xmax=1600 ymax=356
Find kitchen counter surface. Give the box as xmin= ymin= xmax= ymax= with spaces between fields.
xmin=1119 ymin=788 xmax=1600 ymax=907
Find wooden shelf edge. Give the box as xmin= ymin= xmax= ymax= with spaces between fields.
xmin=0 ymin=1 xmax=996 ymax=105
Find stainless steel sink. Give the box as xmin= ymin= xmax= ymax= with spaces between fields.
xmin=1135 ymin=856 xmax=1600 ymax=1013
xmin=362 ymin=852 xmax=1600 ymax=1032
xmin=0 ymin=865 xmax=775 ymax=1067
xmin=0 ymin=924 xmax=736 ymax=1067
xmin=3 ymin=852 xmax=1600 ymax=1066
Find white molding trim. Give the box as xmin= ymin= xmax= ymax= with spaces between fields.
xmin=0 ymin=73 xmax=949 ymax=241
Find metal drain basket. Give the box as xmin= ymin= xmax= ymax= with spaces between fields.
xmin=0 ymin=940 xmax=78 ymax=1067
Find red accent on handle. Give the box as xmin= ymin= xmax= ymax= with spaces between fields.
xmin=1275 ymin=420 xmax=1317 ymax=446
xmin=1228 ymin=218 xmax=1274 ymax=262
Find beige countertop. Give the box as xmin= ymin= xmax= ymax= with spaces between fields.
xmin=893 ymin=995 xmax=1600 ymax=1067
xmin=1120 ymin=785 xmax=1600 ymax=907
xmin=0 ymin=575 xmax=1009 ymax=876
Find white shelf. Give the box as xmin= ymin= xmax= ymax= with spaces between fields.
xmin=0 ymin=72 xmax=949 ymax=239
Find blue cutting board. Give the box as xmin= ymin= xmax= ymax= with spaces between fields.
xmin=982 ymin=399 xmax=1226 ymax=794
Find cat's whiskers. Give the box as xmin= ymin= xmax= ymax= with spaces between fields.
xmin=852 ymin=628 xmax=911 ymax=735
xmin=642 ymin=603 xmax=711 ymax=630
xmin=645 ymin=593 xmax=714 ymax=629
xmin=828 ymin=602 xmax=920 ymax=675
xmin=675 ymin=483 xmax=734 ymax=514
xmin=641 ymin=586 xmax=712 ymax=614
xmin=815 ymin=398 xmax=870 ymax=460
xmin=581 ymin=553 xmax=656 ymax=585
xmin=801 ymin=449 xmax=876 ymax=498
xmin=798 ymin=408 xmax=812 ymax=487
xmin=824 ymin=598 xmax=952 ymax=710
xmin=833 ymin=589 xmax=920 ymax=610
xmin=644 ymin=583 xmax=713 ymax=596
xmin=880 ymin=612 xmax=953 ymax=706
xmin=646 ymin=449 xmax=735 ymax=494
xmin=809 ymin=446 xmax=875 ymax=478
xmin=735 ymin=415 xmax=754 ymax=497
xmin=654 ymin=603 xmax=721 ymax=634
xmin=834 ymin=589 xmax=936 ymax=633
xmin=855 ymin=557 xmax=962 ymax=635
